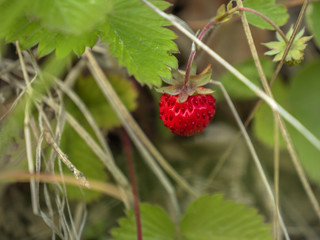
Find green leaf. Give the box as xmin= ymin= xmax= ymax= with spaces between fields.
xmin=243 ymin=0 xmax=288 ymax=30
xmin=26 ymin=0 xmax=112 ymax=35
xmin=216 ymin=58 xmax=273 ymax=100
xmin=72 ymin=75 xmax=138 ymax=129
xmin=306 ymin=2 xmax=320 ymax=48
xmin=100 ymin=0 xmax=178 ymax=87
xmin=180 ymin=194 xmax=272 ymax=240
xmin=60 ymin=124 xmax=108 ymax=202
xmin=253 ymin=60 xmax=320 ymax=184
xmin=112 ymin=203 xmax=176 ymax=240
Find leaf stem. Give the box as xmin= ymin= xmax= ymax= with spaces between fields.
xmin=122 ymin=129 xmax=143 ymax=240
xmin=184 ymin=19 xmax=217 ymax=88
xmin=237 ymin=7 xmax=288 ymax=44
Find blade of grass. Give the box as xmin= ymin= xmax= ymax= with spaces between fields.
xmin=16 ymin=41 xmax=39 ymax=215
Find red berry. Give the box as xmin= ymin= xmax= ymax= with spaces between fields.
xmin=159 ymin=93 xmax=216 ymax=136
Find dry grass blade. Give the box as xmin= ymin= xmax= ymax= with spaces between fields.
xmin=42 ymin=96 xmax=132 ymax=206
xmin=44 ymin=129 xmax=90 ymax=188
xmin=16 ymin=41 xmax=39 ymax=215
xmin=0 ymin=171 xmax=126 ymax=201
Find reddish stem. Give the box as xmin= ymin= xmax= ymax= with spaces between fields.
xmin=122 ymin=129 xmax=142 ymax=240
xmin=238 ymin=7 xmax=288 ymax=44
xmin=184 ymin=20 xmax=217 ymax=88
xmin=184 ymin=5 xmax=288 ymax=87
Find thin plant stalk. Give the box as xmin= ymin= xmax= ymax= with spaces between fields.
xmin=16 ymin=41 xmax=39 ymax=214
xmin=123 ymin=129 xmax=143 ymax=240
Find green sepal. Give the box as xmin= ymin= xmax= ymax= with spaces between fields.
xmin=178 ymin=92 xmax=190 ymax=103
xmin=156 ymin=85 xmax=181 ymax=95
xmin=195 ymin=87 xmax=214 ymax=95
xmin=190 ymin=65 xmax=212 ymax=88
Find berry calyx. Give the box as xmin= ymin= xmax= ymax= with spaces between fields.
xmin=159 ymin=93 xmax=216 ymax=136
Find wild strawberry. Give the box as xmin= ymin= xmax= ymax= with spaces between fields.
xmin=159 ymin=93 xmax=216 ymax=136
xmin=157 ymin=65 xmax=216 ymax=136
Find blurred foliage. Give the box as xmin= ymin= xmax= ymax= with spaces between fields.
xmin=71 ymin=74 xmax=138 ymax=129
xmin=306 ymin=2 xmax=320 ymax=49
xmin=216 ymin=58 xmax=274 ymax=100
xmin=61 ymin=74 xmax=138 ymax=201
xmin=60 ymin=124 xmax=108 ymax=201
xmin=253 ymin=60 xmax=320 ymax=184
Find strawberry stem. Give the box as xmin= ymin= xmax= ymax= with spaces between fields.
xmin=122 ymin=129 xmax=143 ymax=240
xmin=237 ymin=7 xmax=288 ymax=44
xmin=184 ymin=20 xmax=217 ymax=88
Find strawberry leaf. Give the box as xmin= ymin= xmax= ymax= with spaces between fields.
xmin=243 ymin=0 xmax=288 ymax=30
xmin=26 ymin=0 xmax=112 ymax=35
xmin=100 ymin=0 xmax=178 ymax=87
xmin=180 ymin=194 xmax=272 ymax=240
xmin=112 ymin=203 xmax=176 ymax=240
xmin=3 ymin=15 xmax=98 ymax=58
